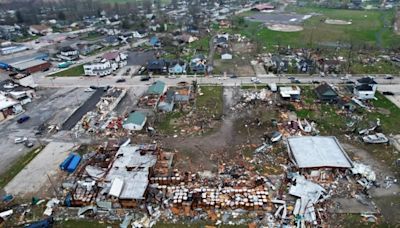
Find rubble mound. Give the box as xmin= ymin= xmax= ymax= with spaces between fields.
xmin=325 ymin=19 xmax=352 ymax=25
xmin=267 ymin=24 xmax=303 ymax=32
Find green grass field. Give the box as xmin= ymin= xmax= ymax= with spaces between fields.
xmin=51 ymin=64 xmax=84 ymax=77
xmin=232 ymin=7 xmax=400 ymax=50
xmin=0 ymin=146 xmax=44 ymax=189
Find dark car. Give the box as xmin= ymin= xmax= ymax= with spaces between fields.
xmin=344 ymin=80 xmax=355 ymax=84
xmin=312 ymin=80 xmax=320 ymax=84
xmin=384 ymin=75 xmax=394 ymax=80
xmin=116 ymin=78 xmax=126 ymax=83
xmin=140 ymin=76 xmax=151 ymax=81
xmin=24 ymin=140 xmax=34 ymax=148
xmin=89 ymin=85 xmax=98 ymax=90
xmin=17 ymin=115 xmax=30 ymax=124
xmin=230 ymin=75 xmax=238 ymax=78
xmin=288 ymin=76 xmax=295 ymax=80
xmin=291 ymin=79 xmax=301 ymax=84
xmin=382 ymin=91 xmax=395 ymax=96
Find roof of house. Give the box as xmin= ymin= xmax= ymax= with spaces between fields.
xmin=287 ymin=136 xmax=353 ymax=168
xmin=60 ymin=46 xmax=76 ymax=52
xmin=102 ymin=51 xmax=120 ymax=60
xmin=315 ymin=84 xmax=338 ymax=97
xmin=147 ymin=59 xmax=166 ymax=70
xmin=106 ymin=145 xmax=157 ymax=199
xmin=357 ymin=77 xmax=377 ymax=84
xmin=124 ymin=112 xmax=146 ymax=126
xmin=30 ymin=24 xmax=51 ymax=31
xmin=216 ymin=36 xmax=228 ymax=44
xmin=252 ymin=3 xmax=275 ymax=11
xmin=355 ymin=84 xmax=373 ymax=91
xmin=147 ymin=80 xmax=166 ymax=95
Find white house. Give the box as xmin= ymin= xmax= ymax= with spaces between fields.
xmin=132 ymin=31 xmax=147 ymax=38
xmin=354 ymin=77 xmax=377 ymax=100
xmin=84 ymin=61 xmax=113 ymax=76
xmin=102 ymin=51 xmax=127 ymax=68
xmin=279 ymin=86 xmax=301 ymax=99
xmin=123 ymin=112 xmax=147 ymax=131
xmin=221 ymin=52 xmax=232 ymax=60
xmin=59 ymin=46 xmax=79 ymax=61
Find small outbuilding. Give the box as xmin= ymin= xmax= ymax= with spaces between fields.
xmin=123 ymin=112 xmax=147 ymax=131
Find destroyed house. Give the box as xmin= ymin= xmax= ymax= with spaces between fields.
xmin=171 ymin=86 xmax=192 ymax=102
xmin=315 ymin=84 xmax=338 ymax=102
xmin=287 ymin=136 xmax=353 ymax=169
xmin=105 ymin=145 xmax=157 ymax=207
xmin=158 ymin=89 xmax=175 ymax=112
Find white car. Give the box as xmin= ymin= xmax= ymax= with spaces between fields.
xmin=84 ymin=88 xmax=95 ymax=92
xmin=15 ymin=137 xmax=28 ymax=144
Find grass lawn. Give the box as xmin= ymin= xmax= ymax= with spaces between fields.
xmin=0 ymin=146 xmax=44 ymax=189
xmin=197 ymin=86 xmax=224 ymax=119
xmin=55 ymin=219 xmax=116 ymax=228
xmin=368 ymin=92 xmax=400 ymax=135
xmin=188 ymin=36 xmax=210 ymax=53
xmin=51 ymin=64 xmax=84 ymax=77
xmin=157 ymin=111 xmax=184 ymax=134
xmin=231 ymin=7 xmax=400 ymax=50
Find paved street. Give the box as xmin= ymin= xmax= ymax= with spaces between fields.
xmin=32 ymin=74 xmax=400 ymax=88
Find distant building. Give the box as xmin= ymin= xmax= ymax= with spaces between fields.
xmin=29 ymin=24 xmax=53 ymax=35
xmin=147 ymin=59 xmax=167 ymax=74
xmin=147 ymin=80 xmax=166 ymax=95
xmin=84 ymin=51 xmax=127 ymax=76
xmin=190 ymin=54 xmax=207 ymax=73
xmin=59 ymin=46 xmax=79 ymax=61
xmin=84 ymin=61 xmax=113 ymax=76
xmin=354 ymin=77 xmax=377 ymax=100
xmin=0 ymin=45 xmax=29 ymax=55
xmin=167 ymin=60 xmax=186 ymax=74
xmin=158 ymin=90 xmax=175 ymax=112
xmin=0 ymin=93 xmax=23 ymax=121
xmin=251 ymin=3 xmax=275 ymax=11
xmin=11 ymin=60 xmax=51 ymax=75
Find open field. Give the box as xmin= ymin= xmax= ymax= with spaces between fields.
xmin=232 ymin=7 xmax=400 ymax=50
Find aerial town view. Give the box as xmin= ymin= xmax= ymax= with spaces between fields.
xmin=0 ymin=0 xmax=399 ymax=227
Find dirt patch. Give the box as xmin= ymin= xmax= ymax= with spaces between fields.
xmin=267 ymin=24 xmax=303 ymax=32
xmin=376 ymin=107 xmax=391 ymax=115
xmin=325 ymin=19 xmax=352 ymax=25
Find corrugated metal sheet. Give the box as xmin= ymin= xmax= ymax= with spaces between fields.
xmin=60 ymin=153 xmax=74 ymax=171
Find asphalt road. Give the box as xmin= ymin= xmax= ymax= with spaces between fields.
xmin=32 ymin=74 xmax=400 ymax=88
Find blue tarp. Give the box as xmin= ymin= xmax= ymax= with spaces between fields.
xmin=66 ymin=154 xmax=81 ymax=173
xmin=59 ymin=153 xmax=74 ymax=171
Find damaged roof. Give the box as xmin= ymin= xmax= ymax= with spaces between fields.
xmin=287 ymin=136 xmax=353 ymax=168
xmin=106 ymin=145 xmax=157 ymax=200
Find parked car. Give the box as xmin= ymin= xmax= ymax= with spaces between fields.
xmin=24 ymin=140 xmax=34 ymax=148
xmin=89 ymin=85 xmax=98 ymax=90
xmin=168 ymin=75 xmax=177 ymax=79
xmin=17 ymin=115 xmax=30 ymax=124
xmin=14 ymin=137 xmax=27 ymax=144
xmin=382 ymin=91 xmax=395 ymax=96
xmin=291 ymin=79 xmax=301 ymax=84
xmin=116 ymin=78 xmax=126 ymax=83
xmin=84 ymin=88 xmax=95 ymax=92
xmin=140 ymin=76 xmax=151 ymax=81
xmin=312 ymin=80 xmax=320 ymax=84
xmin=251 ymin=77 xmax=261 ymax=84
xmin=384 ymin=75 xmax=394 ymax=80
xmin=230 ymin=75 xmax=238 ymax=78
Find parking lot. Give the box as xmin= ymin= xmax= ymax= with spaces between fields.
xmin=0 ymin=88 xmax=93 ymax=174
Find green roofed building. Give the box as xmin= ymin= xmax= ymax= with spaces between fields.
xmin=123 ymin=112 xmax=147 ymax=131
xmin=147 ymin=80 xmax=166 ymax=95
